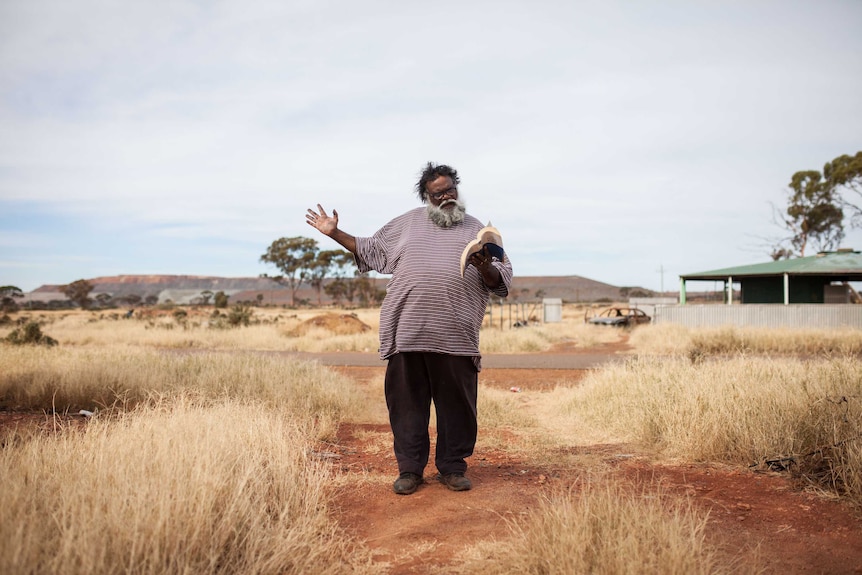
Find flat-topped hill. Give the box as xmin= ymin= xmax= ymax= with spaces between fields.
xmin=28 ymin=274 xmax=652 ymax=305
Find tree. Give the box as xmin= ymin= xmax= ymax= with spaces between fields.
xmin=307 ymin=250 xmax=334 ymax=307
xmin=353 ymin=272 xmax=385 ymax=307
xmin=61 ymin=279 xmax=95 ymax=309
xmin=823 ymin=151 xmax=862 ymax=227
xmin=260 ymin=237 xmax=319 ymax=307
xmin=1 ymin=285 xmax=23 ymax=299
xmin=308 ymin=249 xmax=354 ymax=306
xmin=1 ymin=285 xmax=24 ymax=312
xmin=214 ymin=291 xmax=229 ymax=308
xmin=123 ymin=294 xmax=143 ymax=307
xmin=94 ymin=293 xmax=113 ymax=308
xmin=773 ymin=170 xmax=844 ymax=257
xmin=770 ymin=247 xmax=793 ymax=261
xmin=320 ymin=251 xmax=358 ymax=307
xmin=324 ymin=278 xmax=350 ymax=306
xmin=0 ymin=286 xmax=24 ymax=311
xmin=199 ymin=290 xmax=213 ymax=306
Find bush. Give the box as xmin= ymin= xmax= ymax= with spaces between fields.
xmin=4 ymin=321 xmax=58 ymax=346
xmin=227 ymin=304 xmax=253 ymax=327
xmin=208 ymin=304 xmax=254 ymax=329
xmin=214 ymin=290 xmax=229 ymax=308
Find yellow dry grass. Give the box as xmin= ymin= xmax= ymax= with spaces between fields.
xmin=453 ymin=479 xmax=747 ymax=575
xmin=0 ymin=397 xmax=377 ymax=575
xmin=2 ymin=304 xmax=860 ymax=573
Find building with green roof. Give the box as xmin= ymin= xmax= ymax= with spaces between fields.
xmin=679 ymin=249 xmax=862 ymax=305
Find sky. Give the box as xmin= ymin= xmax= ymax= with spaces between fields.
xmin=1 ymin=0 xmax=861 ymax=293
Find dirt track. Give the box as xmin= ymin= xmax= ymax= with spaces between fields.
xmin=323 ymin=343 xmax=862 ymax=575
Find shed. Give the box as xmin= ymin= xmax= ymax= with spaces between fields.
xmin=679 ymin=250 xmax=862 ymax=305
xmin=542 ymin=298 xmax=563 ymax=322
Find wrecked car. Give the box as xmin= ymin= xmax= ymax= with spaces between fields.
xmin=586 ymin=307 xmax=651 ymax=327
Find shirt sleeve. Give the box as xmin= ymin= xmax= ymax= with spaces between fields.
xmin=353 ymin=218 xmax=399 ymax=275
xmin=489 ymin=254 xmax=513 ymax=298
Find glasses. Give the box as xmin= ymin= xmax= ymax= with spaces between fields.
xmin=428 ymin=186 xmax=457 ymax=201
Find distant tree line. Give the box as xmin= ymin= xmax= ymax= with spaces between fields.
xmin=260 ymin=236 xmax=384 ymax=307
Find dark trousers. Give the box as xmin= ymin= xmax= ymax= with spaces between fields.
xmin=385 ymin=352 xmax=478 ymax=476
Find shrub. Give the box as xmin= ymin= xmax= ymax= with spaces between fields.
xmin=4 ymin=321 xmax=58 ymax=346
xmin=213 ymin=290 xmax=229 ymax=308
xmin=227 ymin=304 xmax=253 ymax=327
xmin=207 ymin=304 xmax=254 ymax=329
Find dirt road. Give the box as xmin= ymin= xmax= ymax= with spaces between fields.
xmin=325 ymin=346 xmax=862 ymax=575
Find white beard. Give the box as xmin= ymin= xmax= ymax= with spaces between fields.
xmin=427 ymin=199 xmax=467 ymax=228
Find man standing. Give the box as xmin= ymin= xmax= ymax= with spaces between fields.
xmin=306 ymin=162 xmax=512 ymax=495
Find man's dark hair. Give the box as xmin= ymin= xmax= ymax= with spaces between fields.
xmin=415 ymin=162 xmax=460 ymax=203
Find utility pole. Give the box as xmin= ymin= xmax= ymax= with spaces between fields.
xmin=656 ymin=264 xmax=665 ymax=296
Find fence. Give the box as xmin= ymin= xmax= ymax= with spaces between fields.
xmin=654 ymin=304 xmax=862 ymax=328
xmin=485 ymin=301 xmax=545 ymax=329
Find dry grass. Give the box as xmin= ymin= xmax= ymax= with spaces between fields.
xmin=0 ymin=346 xmax=365 ymax=441
xmin=629 ymin=323 xmax=862 ymax=357
xmin=1 ymin=308 xmax=382 ymax=352
xmin=479 ymin=320 xmax=621 ymax=353
xmin=0 ymin=397 xmax=377 ymax=575
xmin=3 ymin=305 xmax=862 ymax=573
xmin=2 ymin=306 xmax=623 ymax=355
xmin=545 ymin=355 xmax=862 ymax=505
xmin=454 ymin=478 xmax=756 ymax=575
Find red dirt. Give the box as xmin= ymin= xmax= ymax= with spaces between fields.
xmin=326 ymin=341 xmax=862 ymax=575
xmin=329 ymin=417 xmax=862 ymax=574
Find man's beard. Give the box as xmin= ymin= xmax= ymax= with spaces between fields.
xmin=427 ymin=199 xmax=467 ymax=228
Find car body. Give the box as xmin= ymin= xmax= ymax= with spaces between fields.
xmin=587 ymin=307 xmax=651 ymax=327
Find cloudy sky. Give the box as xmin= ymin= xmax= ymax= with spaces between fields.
xmin=2 ymin=0 xmax=861 ymax=293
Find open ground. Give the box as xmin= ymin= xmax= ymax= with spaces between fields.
xmin=2 ymin=310 xmax=862 ymax=574
xmin=316 ymin=338 xmax=862 ymax=574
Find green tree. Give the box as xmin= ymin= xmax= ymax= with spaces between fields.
xmin=120 ymin=293 xmax=143 ymax=306
xmin=823 ymin=151 xmax=862 ymax=227
xmin=95 ymin=293 xmax=113 ymax=308
xmin=324 ymin=278 xmax=350 ymax=306
xmin=61 ymin=279 xmax=95 ymax=309
xmin=1 ymin=285 xmax=24 ymax=312
xmin=260 ymin=237 xmax=319 ymax=307
xmin=774 ymin=170 xmax=844 ymax=257
xmin=321 ymin=251 xmax=358 ymax=306
xmin=353 ymin=272 xmax=385 ymax=307
xmin=214 ymin=290 xmax=229 ymax=308
xmin=770 ymin=247 xmax=793 ymax=261
xmin=199 ymin=290 xmax=213 ymax=305
xmin=308 ymin=249 xmax=353 ymax=306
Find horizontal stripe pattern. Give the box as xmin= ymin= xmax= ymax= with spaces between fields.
xmin=355 ymin=207 xmax=513 ymax=360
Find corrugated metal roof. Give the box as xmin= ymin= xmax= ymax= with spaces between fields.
xmin=682 ymin=250 xmax=862 ymax=279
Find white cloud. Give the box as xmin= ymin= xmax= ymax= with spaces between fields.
xmin=1 ymin=0 xmax=861 ymax=292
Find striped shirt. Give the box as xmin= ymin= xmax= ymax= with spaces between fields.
xmin=355 ymin=207 xmax=513 ymax=364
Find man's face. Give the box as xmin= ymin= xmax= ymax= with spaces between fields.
xmin=425 ymin=174 xmax=466 ymax=228
xmin=426 ymin=175 xmax=459 ymax=208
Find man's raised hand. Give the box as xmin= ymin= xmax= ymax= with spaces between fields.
xmin=306 ymin=204 xmax=338 ymax=236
